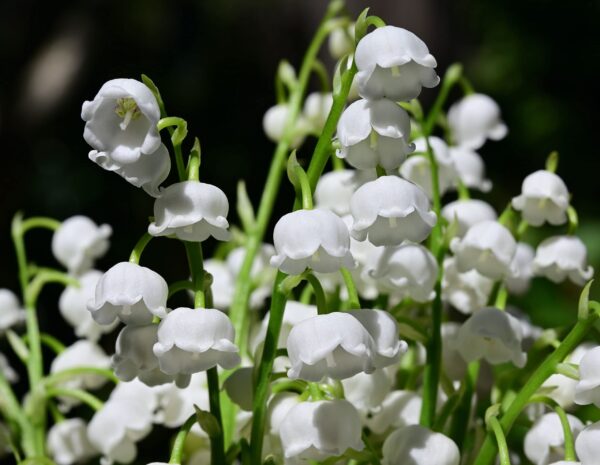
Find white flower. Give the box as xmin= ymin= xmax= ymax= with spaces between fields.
xmin=335 ymin=99 xmax=413 ymax=170
xmin=450 ymin=220 xmax=517 ymax=279
xmin=453 ymin=307 xmax=527 ymax=367
xmin=350 ymin=176 xmax=437 ymax=246
xmin=82 ymin=78 xmax=161 ymax=165
xmin=0 ymin=353 xmax=18 ymax=383
xmin=52 ymin=216 xmax=111 ymax=274
xmin=315 ymin=170 xmax=375 ymax=217
xmin=255 ymin=301 xmax=318 ymax=351
xmin=441 ymin=199 xmax=497 ymax=237
xmin=59 ymin=270 xmax=117 ymax=341
xmin=154 ymin=372 xmax=209 ymax=428
xmin=442 ymin=257 xmax=494 ymax=314
xmin=447 ymin=93 xmax=507 ymax=150
xmin=262 ymin=103 xmax=308 ymax=148
xmin=512 ymin=170 xmax=570 ymax=226
xmin=87 ymin=262 xmax=169 ymax=326
xmin=112 ymin=324 xmax=190 ymax=388
xmin=279 ymin=399 xmax=364 ymax=462
xmin=265 ymin=392 xmax=301 ymax=457
xmin=0 ymin=289 xmax=25 ymax=332
xmin=342 ymin=369 xmax=393 ymax=412
xmin=270 ymin=208 xmax=354 ymax=275
xmin=505 ymin=243 xmax=535 ymax=295
xmin=348 ymin=309 xmax=407 ymax=368
xmin=303 ymin=92 xmax=333 ymax=133
xmin=226 ymin=244 xmax=276 ymax=308
xmin=47 ymin=418 xmax=97 ymax=465
xmin=328 ymin=23 xmax=355 ymax=59
xmin=286 ymin=312 xmax=375 ymax=381
xmin=153 ymin=307 xmax=240 ymax=375
xmin=399 ymin=137 xmax=458 ymax=198
xmin=366 ymin=390 xmax=422 ymax=434
xmin=533 ymin=235 xmax=593 ymax=286
xmin=371 ymin=243 xmax=438 ymax=302
xmin=90 ymin=142 xmax=170 ymax=197
xmin=574 ymin=346 xmax=600 ymax=407
xmin=524 ymin=412 xmax=584 ymax=465
xmin=148 ymin=181 xmax=230 ymax=242
xmin=448 ymin=146 xmax=492 ymax=192
xmin=382 ymin=425 xmax=460 ymax=465
xmin=354 ymin=26 xmax=439 ymax=101
xmin=576 ymin=420 xmax=600 ymax=465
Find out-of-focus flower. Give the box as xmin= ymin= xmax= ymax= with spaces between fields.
xmin=441 ymin=199 xmax=497 ymax=237
xmin=382 ymin=425 xmax=460 ymax=465
xmin=0 ymin=289 xmax=25 ymax=333
xmin=512 ymin=170 xmax=570 ymax=226
xmin=47 ymin=418 xmax=97 ymax=465
xmin=533 ymin=235 xmax=594 ymax=286
xmin=575 ymin=346 xmax=600 ymax=407
xmin=576 ymin=420 xmax=600 ymax=465
xmin=524 ymin=412 xmax=584 ymax=465
xmin=366 ymin=390 xmax=423 ymax=434
xmin=448 ymin=146 xmax=492 ymax=192
xmin=262 ymin=103 xmax=308 ymax=148
xmin=442 ymin=257 xmax=494 ymax=314
xmin=504 ymin=243 xmax=535 ymax=295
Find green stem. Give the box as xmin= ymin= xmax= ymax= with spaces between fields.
xmin=39 ymin=334 xmax=65 ymax=354
xmin=423 ymin=64 xmax=462 ymax=136
xmin=473 ymin=313 xmax=599 ymax=465
xmin=26 ymin=271 xmax=79 ymax=306
xmin=487 ymin=416 xmax=511 ymax=465
xmin=294 ymin=164 xmax=314 ymax=210
xmin=44 ymin=367 xmax=119 ymax=385
xmin=206 ymin=367 xmax=225 ymax=465
xmin=129 ymin=233 xmax=153 ymax=264
xmin=21 ymin=217 xmax=60 ymax=234
xmin=169 ymin=414 xmax=196 ymax=464
xmin=340 ymin=268 xmax=360 ymax=309
xmin=494 ymin=284 xmax=508 ymax=310
xmin=45 ymin=388 xmax=103 ymax=411
xmin=527 ymin=397 xmax=576 ymax=462
xmin=184 ymin=242 xmax=206 ymax=308
xmin=168 ymin=280 xmax=194 ymax=298
xmin=305 ymin=273 xmax=328 ymax=314
xmin=158 ymin=116 xmax=188 ymax=180
xmin=449 ymin=362 xmax=480 ymax=448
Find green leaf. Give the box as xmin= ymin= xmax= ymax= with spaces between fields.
xmin=6 ymin=330 xmax=29 ymax=361
xmin=236 ymin=180 xmax=256 ymax=233
xmin=579 ymin=279 xmax=594 ymax=320
xmin=194 ymin=405 xmax=221 ymax=438
xmin=332 ymin=54 xmax=350 ymax=97
xmin=286 ymin=150 xmax=301 ymax=190
xmin=353 ymin=8 xmax=370 ymax=42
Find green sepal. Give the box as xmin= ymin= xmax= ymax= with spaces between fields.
xmin=578 ymin=279 xmax=593 ymax=320
xmin=194 ymin=404 xmax=222 ymax=438
xmin=545 ymin=150 xmax=559 ymax=173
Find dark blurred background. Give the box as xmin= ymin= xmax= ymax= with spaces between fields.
xmin=0 ymin=0 xmax=599 ymax=458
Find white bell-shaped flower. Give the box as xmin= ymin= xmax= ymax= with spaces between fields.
xmin=148 ymin=181 xmax=230 ymax=242
xmin=453 ymin=307 xmax=527 ymax=367
xmin=202 ymin=259 xmax=234 ymax=310
xmin=342 ymin=369 xmax=393 ymax=413
xmin=315 ymin=170 xmax=375 ymax=217
xmin=366 ymin=390 xmax=423 ymax=434
xmin=447 ymin=93 xmax=507 ymax=150
xmin=524 ymin=412 xmax=584 ymax=465
xmin=335 ymin=99 xmax=413 ymax=170
xmin=399 ymin=137 xmax=458 ymax=198
xmin=87 ymin=262 xmax=169 ymax=326
xmin=255 ymin=301 xmax=318 ymax=351
xmin=52 ymin=216 xmax=111 ymax=274
xmin=574 ymin=346 xmax=600 ymax=407
xmin=90 ymin=142 xmax=170 ymax=197
xmin=441 ymin=257 xmax=494 ymax=314
xmin=264 ymin=392 xmax=301 ymax=457
xmin=348 ymin=309 xmax=407 ymax=368
xmin=512 ymin=170 xmax=569 ymax=226
xmin=153 ymin=307 xmax=240 ymax=375
xmin=354 ymin=26 xmax=439 ymax=101
xmin=533 ymin=235 xmax=593 ymax=286
xmin=270 ymin=208 xmax=354 ymax=275
xmin=226 ymin=244 xmax=276 ymax=309
xmin=262 ymin=103 xmax=308 ymax=149
xmin=286 ymin=312 xmax=375 ymax=381
xmin=0 ymin=353 xmax=18 ymax=383
xmin=303 ymin=92 xmax=333 ymax=133
xmin=112 ymin=324 xmax=190 ymax=388
xmin=328 ymin=23 xmax=354 ymax=59
xmin=0 ymin=289 xmax=25 ymax=332
xmin=153 ymin=372 xmax=209 ymax=428
xmin=371 ymin=243 xmax=438 ymax=302
xmin=59 ymin=270 xmax=117 ymax=341
xmin=279 ymin=399 xmax=364 ymax=462
xmin=350 ymin=176 xmax=437 ymax=246
xmin=382 ymin=425 xmax=460 ymax=465
xmin=448 ymin=146 xmax=492 ymax=192
xmin=47 ymin=418 xmax=97 ymax=465
xmin=82 ymin=78 xmax=161 ymax=165
xmin=441 ymin=199 xmax=497 ymax=237
xmin=450 ymin=220 xmax=517 ymax=279
xmin=576 ymin=420 xmax=600 ymax=465
xmin=505 ymin=243 xmax=535 ymax=295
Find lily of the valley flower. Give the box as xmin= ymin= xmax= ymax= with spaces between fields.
xmin=533 ymin=235 xmax=594 ymax=286
xmin=262 ymin=103 xmax=309 ymax=148
xmin=574 ymin=346 xmax=600 ymax=407
xmin=354 ymin=26 xmax=439 ymax=101
xmin=341 ymin=369 xmax=393 ymax=413
xmin=382 ymin=425 xmax=460 ymax=465
xmin=315 ymin=170 xmax=374 ymax=217
xmin=0 ymin=289 xmax=25 ymax=333
xmin=47 ymin=418 xmax=97 ymax=465
xmin=504 ymin=242 xmax=535 ymax=295
xmin=512 ymin=170 xmax=570 ymax=226
xmin=448 ymin=146 xmax=492 ymax=192
xmin=441 ymin=199 xmax=497 ymax=237
xmin=524 ymin=412 xmax=584 ymax=465
xmin=366 ymin=390 xmax=423 ymax=434
xmin=442 ymin=257 xmax=494 ymax=314
xmin=576 ymin=420 xmax=600 ymax=465
xmin=303 ymin=92 xmax=333 ymax=133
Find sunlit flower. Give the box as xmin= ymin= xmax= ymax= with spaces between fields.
xmin=315 ymin=170 xmax=374 ymax=217
xmin=441 ymin=199 xmax=497 ymax=237
xmin=512 ymin=170 xmax=570 ymax=226
xmin=533 ymin=235 xmax=594 ymax=286
xmin=342 ymin=369 xmax=393 ymax=413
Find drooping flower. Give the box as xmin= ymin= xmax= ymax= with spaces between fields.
xmin=370 ymin=243 xmax=438 ymax=302
xmin=504 ymin=242 xmax=535 ymax=295
xmin=270 ymin=208 xmax=354 ymax=275
xmin=47 ymin=418 xmax=97 ymax=465
xmin=512 ymin=170 xmax=570 ymax=226
xmin=350 ymin=175 xmax=437 ymax=246
xmin=148 ymin=181 xmax=230 ymax=242
xmin=441 ymin=199 xmax=497 ymax=237
xmin=153 ymin=307 xmax=241 ymax=375
xmin=0 ymin=353 xmax=18 ymax=383
xmin=315 ymin=170 xmax=375 ymax=217
xmin=335 ymin=99 xmax=413 ymax=171
xmin=82 ymin=78 xmax=161 ymax=165
xmin=255 ymin=301 xmax=318 ymax=351
xmin=303 ymin=92 xmax=333 ymax=133
xmin=341 ymin=369 xmax=393 ymax=413
xmin=382 ymin=425 xmax=460 ymax=465
xmin=452 ymin=307 xmax=527 ymax=368
xmin=264 ymin=392 xmax=301 ymax=458
xmin=450 ymin=220 xmax=517 ymax=279
xmin=576 ymin=420 xmax=600 ymax=465
xmin=0 ymin=289 xmax=25 ymax=333
xmin=328 ymin=22 xmax=355 ymax=59
xmin=354 ymin=26 xmax=439 ymax=101
xmin=52 ymin=216 xmax=112 ymax=274
xmin=279 ymin=399 xmax=364 ymax=462
xmin=59 ymin=270 xmax=117 ymax=341
xmin=524 ymin=412 xmax=584 ymax=465
xmin=441 ymin=257 xmax=494 ymax=314
xmin=286 ymin=312 xmax=375 ymax=381
xmin=87 ymin=262 xmax=169 ymax=326
xmin=447 ymin=93 xmax=507 ymax=150
xmin=262 ymin=103 xmax=308 ymax=148
xmin=533 ymin=235 xmax=594 ymax=286
xmin=366 ymin=390 xmax=423 ymax=434
xmin=448 ymin=146 xmax=492 ymax=192
xmin=574 ymin=346 xmax=600 ymax=407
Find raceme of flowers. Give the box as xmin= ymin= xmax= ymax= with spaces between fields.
xmin=0 ymin=4 xmax=598 ymax=465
